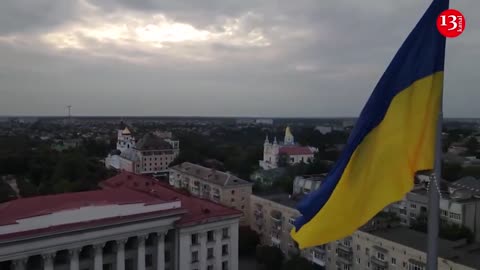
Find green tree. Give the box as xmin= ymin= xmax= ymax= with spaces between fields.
xmin=255 ymin=245 xmax=284 ymax=270
xmin=0 ymin=180 xmax=16 ymax=203
xmin=239 ymin=226 xmax=260 ymax=256
xmin=282 ymin=255 xmax=314 ymax=270
xmin=442 ymin=162 xmax=462 ymax=181
xmin=277 ymin=153 xmax=290 ymax=168
xmin=465 ymin=137 xmax=479 ymax=156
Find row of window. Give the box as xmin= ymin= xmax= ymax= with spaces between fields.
xmin=193 ymin=261 xmax=228 ymax=270
xmin=191 ymin=228 xmax=230 ymax=245
xmin=191 ymin=245 xmax=229 ymax=262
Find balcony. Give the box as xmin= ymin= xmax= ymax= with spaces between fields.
xmin=271 ymin=234 xmax=281 ymax=245
xmin=270 ymin=210 xmax=282 ymax=225
xmin=254 ymin=209 xmax=263 ymax=218
xmin=371 ymin=256 xmax=388 ymax=269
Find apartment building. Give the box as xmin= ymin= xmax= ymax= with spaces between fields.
xmin=169 ymin=162 xmax=253 ymax=225
xmin=398 ymin=178 xmax=480 ymax=241
xmin=249 ymin=193 xmax=326 ymax=268
xmin=249 ymin=192 xmax=480 ymax=270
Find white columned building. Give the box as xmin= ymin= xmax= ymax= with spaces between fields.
xmin=0 ymin=172 xmax=242 ymax=270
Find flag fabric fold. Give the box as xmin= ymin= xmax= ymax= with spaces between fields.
xmin=291 ymin=0 xmax=449 ymax=249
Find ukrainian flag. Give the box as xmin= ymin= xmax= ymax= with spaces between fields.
xmin=291 ymin=0 xmax=448 ymax=249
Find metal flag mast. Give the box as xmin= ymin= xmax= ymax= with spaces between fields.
xmin=427 ymin=79 xmax=444 ymax=270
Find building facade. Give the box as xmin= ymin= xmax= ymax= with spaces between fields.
xmin=0 ymin=172 xmax=241 ymax=270
xmin=169 ymin=162 xmax=252 ymax=225
xmin=106 ymin=127 xmax=179 ymax=174
xmin=248 ymin=192 xmax=480 ymax=270
xmin=259 ymin=127 xmax=317 ymax=170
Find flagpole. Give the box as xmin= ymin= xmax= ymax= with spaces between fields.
xmin=427 ymin=84 xmax=443 ymax=270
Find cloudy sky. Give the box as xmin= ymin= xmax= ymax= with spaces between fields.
xmin=0 ymin=0 xmax=478 ymax=117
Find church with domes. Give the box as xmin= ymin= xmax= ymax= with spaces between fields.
xmin=259 ymin=127 xmax=317 ymax=170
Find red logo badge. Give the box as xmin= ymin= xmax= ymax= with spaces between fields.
xmin=437 ymin=9 xmax=466 ymax=38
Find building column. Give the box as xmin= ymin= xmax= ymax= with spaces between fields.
xmin=12 ymin=258 xmax=27 ymax=270
xmin=215 ymin=230 xmax=222 ymax=270
xmin=116 ymin=239 xmax=127 ymax=270
xmin=137 ymin=235 xmax=147 ymax=270
xmin=93 ymin=244 xmax=104 ymax=270
xmin=199 ymin=232 xmax=207 ymax=270
xmin=156 ymin=233 xmax=165 ymax=270
xmin=69 ymin=248 xmax=81 ymax=270
xmin=42 ymin=253 xmax=55 ymax=270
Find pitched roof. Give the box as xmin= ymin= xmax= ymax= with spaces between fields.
xmin=279 ymin=146 xmax=314 ymax=155
xmin=100 ymin=172 xmax=242 ymax=226
xmin=169 ymin=162 xmax=252 ymax=187
xmin=135 ymin=133 xmax=172 ymax=150
xmin=0 ymin=188 xmax=184 ymax=241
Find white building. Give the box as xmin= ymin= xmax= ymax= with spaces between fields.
xmin=0 ymin=172 xmax=241 ymax=270
xmin=259 ymin=127 xmax=317 ymax=170
xmin=106 ymin=127 xmax=179 ymax=174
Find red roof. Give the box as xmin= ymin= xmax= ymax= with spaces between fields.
xmin=100 ymin=172 xmax=242 ymax=226
xmin=0 ymin=188 xmax=168 ymax=226
xmin=279 ymin=146 xmax=314 ymax=155
xmin=0 ymin=188 xmax=184 ymax=241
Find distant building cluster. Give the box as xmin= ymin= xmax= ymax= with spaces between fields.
xmin=105 ymin=126 xmax=179 ymax=174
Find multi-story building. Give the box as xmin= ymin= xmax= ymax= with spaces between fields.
xmin=259 ymin=127 xmax=317 ymax=170
xmin=0 ymin=172 xmax=241 ymax=270
xmin=169 ymin=162 xmax=253 ymax=225
xmin=249 ymin=192 xmax=480 ymax=270
xmin=106 ymin=127 xmax=179 ymax=174
xmin=399 ymin=177 xmax=480 ymax=241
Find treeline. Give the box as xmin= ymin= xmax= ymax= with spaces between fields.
xmin=0 ymin=136 xmax=116 ymax=202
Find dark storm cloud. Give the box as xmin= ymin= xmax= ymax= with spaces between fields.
xmin=0 ymin=0 xmax=478 ymax=117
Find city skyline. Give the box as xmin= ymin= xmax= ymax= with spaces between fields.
xmin=0 ymin=0 xmax=479 ymax=117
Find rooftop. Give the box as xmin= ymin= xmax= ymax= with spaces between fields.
xmin=135 ymin=133 xmax=172 ymax=150
xmin=278 ymin=146 xmax=314 ymax=156
xmin=367 ymin=227 xmax=480 ymax=269
xmin=0 ymin=187 xmax=183 ymax=241
xmin=101 ymin=171 xmax=242 ymax=226
xmin=170 ymin=162 xmax=251 ymax=187
xmin=256 ymin=192 xmax=299 ymax=209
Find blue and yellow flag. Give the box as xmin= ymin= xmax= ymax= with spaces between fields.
xmin=291 ymin=0 xmax=448 ymax=249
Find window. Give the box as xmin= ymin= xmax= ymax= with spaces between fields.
xmin=191 ymin=234 xmax=199 ymax=245
xmin=231 ymin=198 xmax=235 ymax=202
xmin=207 ymin=265 xmax=213 ymax=270
xmin=366 ymin=248 xmax=370 ymax=255
xmin=288 ymin=217 xmax=295 ymax=225
xmin=357 ymin=257 xmax=360 ymax=264
xmin=377 ymin=252 xmax=385 ymax=261
xmin=241 ymin=197 xmax=245 ymax=201
xmin=146 ymin=254 xmax=153 ymax=267
xmin=222 ymin=228 xmax=229 ymax=239
xmin=207 ymin=248 xmax=214 ymax=259
xmin=191 ymin=251 xmax=199 ymax=263
xmin=241 ymin=205 xmax=245 ymax=209
xmin=403 ymin=262 xmax=407 ymax=267
xmin=410 ymin=213 xmax=416 ymax=218
xmin=367 ymin=262 xmax=370 ymax=268
xmin=231 ymin=190 xmax=235 ymax=195
xmin=207 ymin=231 xmax=215 ymax=242
xmin=408 ymin=261 xmax=426 ymax=270
xmin=343 ymin=240 xmax=351 ymax=247
xmin=410 ymin=203 xmax=417 ymax=209
xmin=449 ymin=212 xmax=462 ymax=221
xmin=356 ymin=245 xmax=360 ymax=251
xmin=441 ymin=210 xmax=448 ymax=217
xmin=222 ymin=261 xmax=228 ymax=270
xmin=391 ymin=257 xmax=397 ymax=265
xmin=222 ymin=244 xmax=229 ymax=256
xmin=165 ymin=251 xmax=171 ymax=262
